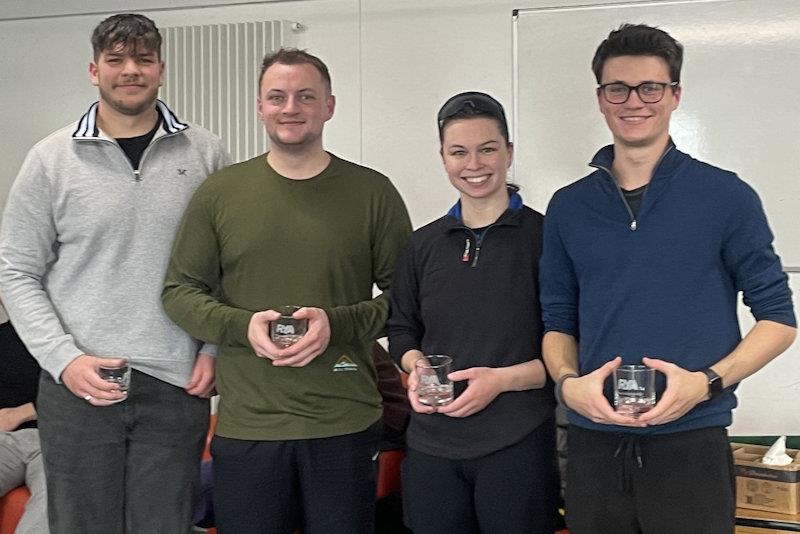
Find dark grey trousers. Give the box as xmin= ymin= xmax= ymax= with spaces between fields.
xmin=37 ymin=369 xmax=208 ymax=534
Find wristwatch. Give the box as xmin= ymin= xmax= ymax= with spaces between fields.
xmin=700 ymin=368 xmax=723 ymax=400
xmin=555 ymin=372 xmax=578 ymax=409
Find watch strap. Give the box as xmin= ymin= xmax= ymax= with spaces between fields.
xmin=555 ymin=373 xmax=579 ymax=409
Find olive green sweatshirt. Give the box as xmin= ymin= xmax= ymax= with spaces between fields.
xmin=162 ymin=153 xmax=412 ymax=440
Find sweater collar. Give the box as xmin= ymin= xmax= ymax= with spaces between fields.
xmin=589 ymin=137 xmax=680 ymax=183
xmin=446 ymin=185 xmax=523 ymax=222
xmin=72 ymin=99 xmax=188 ymax=139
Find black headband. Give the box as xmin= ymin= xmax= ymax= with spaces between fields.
xmin=437 ymin=91 xmax=509 ymax=141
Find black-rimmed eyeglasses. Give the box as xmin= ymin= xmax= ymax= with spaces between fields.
xmin=598 ymin=81 xmax=679 ymax=104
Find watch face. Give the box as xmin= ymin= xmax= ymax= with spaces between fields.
xmin=704 ymin=369 xmax=723 ymax=396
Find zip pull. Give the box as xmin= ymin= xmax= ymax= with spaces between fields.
xmin=133 ymin=169 xmax=142 ymax=182
xmin=462 ymin=238 xmax=471 ymax=262
xmin=471 ymin=245 xmax=481 ymax=267
xmin=630 ymin=220 xmax=637 ymax=231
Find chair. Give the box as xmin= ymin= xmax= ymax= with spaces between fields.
xmin=0 ymin=486 xmax=31 ymax=534
xmin=203 ymin=412 xmax=217 ymax=461
xmin=376 ymin=370 xmax=408 ymax=501
xmin=376 ymin=448 xmax=405 ymax=501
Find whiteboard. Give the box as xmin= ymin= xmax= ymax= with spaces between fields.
xmin=513 ymin=0 xmax=800 ymax=435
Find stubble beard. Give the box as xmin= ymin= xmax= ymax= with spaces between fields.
xmin=99 ymin=85 xmax=159 ymax=117
xmin=266 ymin=129 xmax=322 ymax=155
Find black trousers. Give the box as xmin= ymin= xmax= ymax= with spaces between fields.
xmin=565 ymin=425 xmax=736 ymax=534
xmin=212 ymin=421 xmax=381 ymax=534
xmin=402 ymin=420 xmax=560 ymax=534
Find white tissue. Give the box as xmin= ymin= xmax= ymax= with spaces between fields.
xmin=761 ymin=435 xmax=794 ymax=466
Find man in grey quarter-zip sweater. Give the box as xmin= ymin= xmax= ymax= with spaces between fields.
xmin=0 ymin=14 xmax=229 ymax=534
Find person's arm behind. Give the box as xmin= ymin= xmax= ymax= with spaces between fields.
xmin=0 ymin=402 xmax=36 ymax=432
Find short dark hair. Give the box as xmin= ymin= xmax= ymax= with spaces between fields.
xmin=258 ymin=48 xmax=332 ymax=94
xmin=591 ymin=24 xmax=683 ymax=84
xmin=437 ymin=92 xmax=510 ymax=144
xmin=91 ymin=13 xmax=162 ymax=60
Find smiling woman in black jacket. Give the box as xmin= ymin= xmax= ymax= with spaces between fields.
xmin=388 ymin=92 xmax=559 ymax=534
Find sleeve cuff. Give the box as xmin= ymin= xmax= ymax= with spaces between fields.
xmin=45 ymin=347 xmax=85 ymax=385
xmin=227 ymin=309 xmax=255 ymax=348
xmin=325 ymin=306 xmax=349 ymax=346
xmin=199 ymin=343 xmax=218 ymax=357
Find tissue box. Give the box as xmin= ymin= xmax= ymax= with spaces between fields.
xmin=732 ymin=443 xmax=800 ymax=515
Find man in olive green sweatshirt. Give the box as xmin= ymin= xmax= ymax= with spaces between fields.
xmin=162 ymin=48 xmax=412 ymax=534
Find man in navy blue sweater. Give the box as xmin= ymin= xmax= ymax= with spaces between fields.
xmin=540 ymin=24 xmax=796 ymax=533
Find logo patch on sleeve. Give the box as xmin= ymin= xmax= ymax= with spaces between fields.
xmin=332 ymin=355 xmax=359 ymax=372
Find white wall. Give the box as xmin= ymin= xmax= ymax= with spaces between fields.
xmin=0 ymin=0 xmax=291 ymax=20
xmin=361 ymin=0 xmax=516 ymax=224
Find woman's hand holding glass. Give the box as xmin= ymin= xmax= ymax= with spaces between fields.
xmin=436 ymin=366 xmax=502 ymax=418
xmin=401 ymin=350 xmax=436 ymax=414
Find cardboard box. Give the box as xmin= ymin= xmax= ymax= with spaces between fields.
xmin=732 ymin=443 xmax=800 ymax=515
xmin=736 ymin=506 xmax=800 ymax=533
xmin=737 ymin=527 xmax=795 ymax=534
xmin=737 ymin=528 xmax=792 ymax=534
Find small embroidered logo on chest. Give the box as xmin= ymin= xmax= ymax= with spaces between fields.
xmin=177 ymin=168 xmax=187 ymax=175
xmin=332 ymin=355 xmax=358 ymax=372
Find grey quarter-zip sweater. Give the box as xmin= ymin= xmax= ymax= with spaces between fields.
xmin=0 ymin=100 xmax=230 ymax=387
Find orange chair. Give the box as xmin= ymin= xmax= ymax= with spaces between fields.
xmin=375 ymin=370 xmax=408 ymax=500
xmin=203 ymin=413 xmax=217 ymax=461
xmin=376 ymin=448 xmax=405 ymax=501
xmin=202 ymin=413 xmax=218 ymax=534
xmin=0 ymin=485 xmax=31 ymax=534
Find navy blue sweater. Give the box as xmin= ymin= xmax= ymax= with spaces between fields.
xmin=540 ymin=143 xmax=795 ymax=435
xmin=389 ymin=191 xmax=555 ymax=459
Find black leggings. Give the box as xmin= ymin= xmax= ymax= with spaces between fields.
xmin=402 ymin=420 xmax=560 ymax=534
xmin=565 ymin=425 xmax=735 ymax=534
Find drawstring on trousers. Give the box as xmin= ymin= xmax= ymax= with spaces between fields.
xmin=614 ymin=434 xmax=643 ymax=492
